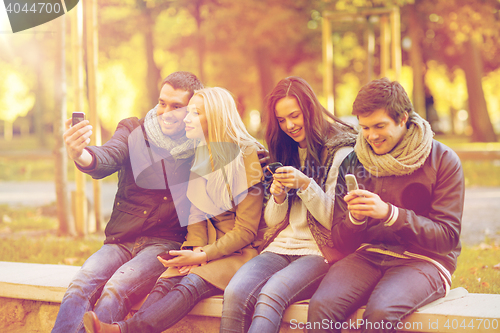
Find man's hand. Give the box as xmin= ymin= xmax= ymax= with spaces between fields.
xmin=63 ymin=118 xmax=93 ymax=167
xmin=344 ymin=189 xmax=390 ymax=221
xmin=256 ymin=145 xmax=270 ymax=168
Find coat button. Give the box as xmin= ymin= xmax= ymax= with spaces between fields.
xmin=143 ymin=211 xmax=147 ymax=214
xmin=117 ymin=202 xmax=120 ymax=206
xmin=163 ymin=197 xmax=168 ymax=200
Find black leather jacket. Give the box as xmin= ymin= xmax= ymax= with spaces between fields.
xmin=77 ymin=117 xmax=193 ymax=244
xmin=331 ymin=140 xmax=464 ymax=284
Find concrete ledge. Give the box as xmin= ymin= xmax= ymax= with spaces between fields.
xmin=1 ymin=262 xmax=500 ymax=333
xmin=0 ymin=262 xmax=80 ymax=303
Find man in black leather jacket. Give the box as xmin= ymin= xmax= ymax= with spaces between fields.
xmin=52 ymin=72 xmax=204 ymax=333
xmin=308 ymin=78 xmax=464 ymax=333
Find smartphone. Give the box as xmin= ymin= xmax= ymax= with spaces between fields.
xmin=345 ymin=174 xmax=359 ymax=193
xmin=157 ymin=251 xmax=175 ymax=260
xmin=72 ymin=112 xmax=85 ymax=126
xmin=267 ymin=162 xmax=283 ymax=174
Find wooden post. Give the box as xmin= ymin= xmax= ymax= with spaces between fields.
xmin=85 ymin=0 xmax=103 ymax=232
xmin=54 ymin=14 xmax=75 ymax=237
xmin=322 ymin=13 xmax=334 ymax=114
xmin=380 ymin=15 xmax=390 ymax=78
xmin=71 ymin=1 xmax=87 ymax=237
xmin=390 ymin=7 xmax=402 ymax=82
xmin=408 ymin=5 xmax=426 ymax=118
xmin=365 ymin=17 xmax=375 ymax=83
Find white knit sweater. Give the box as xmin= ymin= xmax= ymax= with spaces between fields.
xmin=262 ymin=146 xmax=353 ymax=257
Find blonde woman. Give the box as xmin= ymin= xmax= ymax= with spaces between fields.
xmin=83 ymin=87 xmax=264 ymax=333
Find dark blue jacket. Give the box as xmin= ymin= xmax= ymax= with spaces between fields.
xmin=77 ymin=117 xmax=193 ymax=244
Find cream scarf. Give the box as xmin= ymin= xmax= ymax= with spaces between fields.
xmin=143 ymin=105 xmax=195 ymax=160
xmin=354 ymin=113 xmax=433 ymax=177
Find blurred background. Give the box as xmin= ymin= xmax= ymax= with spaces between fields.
xmin=0 ymin=0 xmax=499 ymax=144
xmin=0 ymin=0 xmax=499 ymax=241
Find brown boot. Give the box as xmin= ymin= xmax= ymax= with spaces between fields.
xmin=83 ymin=311 xmax=121 ymax=333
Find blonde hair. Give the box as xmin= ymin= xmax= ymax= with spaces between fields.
xmin=192 ymin=87 xmax=257 ymax=210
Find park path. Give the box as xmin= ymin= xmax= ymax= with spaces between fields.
xmin=0 ymin=181 xmax=499 ymax=246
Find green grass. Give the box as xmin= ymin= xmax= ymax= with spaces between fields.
xmin=452 ymin=242 xmax=500 ymax=294
xmin=0 ymin=204 xmax=57 ymax=232
xmin=0 ymin=204 xmax=102 ymax=266
xmin=0 ymin=235 xmax=103 ymax=266
xmin=461 ymin=160 xmax=500 ymax=187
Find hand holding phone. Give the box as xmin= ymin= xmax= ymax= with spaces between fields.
xmin=345 ymin=174 xmax=359 ymax=193
xmin=72 ymin=112 xmax=85 ymax=126
xmin=267 ymin=162 xmax=283 ymax=174
xmin=157 ymin=251 xmax=176 ymax=261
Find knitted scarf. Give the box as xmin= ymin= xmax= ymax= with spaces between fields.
xmin=143 ymin=105 xmax=195 ymax=160
xmin=354 ymin=113 xmax=433 ymax=177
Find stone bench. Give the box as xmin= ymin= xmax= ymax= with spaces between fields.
xmin=1 ymin=261 xmax=499 ymax=332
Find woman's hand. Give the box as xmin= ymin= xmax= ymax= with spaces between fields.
xmin=269 ymin=178 xmax=288 ymax=204
xmin=157 ymin=247 xmax=208 ymax=268
xmin=272 ymin=166 xmax=311 ymax=192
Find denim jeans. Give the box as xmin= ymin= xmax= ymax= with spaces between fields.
xmin=117 ymin=273 xmax=221 ymax=333
xmin=220 ymin=252 xmax=330 ymax=333
xmin=51 ymin=237 xmax=181 ymax=333
xmin=307 ymin=252 xmax=446 ymax=333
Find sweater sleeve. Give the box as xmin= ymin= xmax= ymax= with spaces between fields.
xmin=297 ymin=146 xmax=353 ymax=230
xmin=263 ymin=194 xmax=289 ymax=228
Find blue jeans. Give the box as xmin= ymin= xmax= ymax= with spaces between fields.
xmin=51 ymin=237 xmax=181 ymax=333
xmin=307 ymin=252 xmax=446 ymax=333
xmin=220 ymin=252 xmax=330 ymax=333
xmin=117 ymin=273 xmax=221 ymax=333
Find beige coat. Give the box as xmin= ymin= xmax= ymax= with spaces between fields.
xmin=160 ymin=145 xmax=264 ymax=290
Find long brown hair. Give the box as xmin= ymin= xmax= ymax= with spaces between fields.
xmin=265 ymin=77 xmax=356 ymax=177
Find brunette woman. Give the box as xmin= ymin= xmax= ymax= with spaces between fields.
xmin=220 ymin=77 xmax=357 ymax=333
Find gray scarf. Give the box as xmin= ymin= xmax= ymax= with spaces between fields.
xmin=143 ymin=105 xmax=195 ymax=160
xmin=355 ymin=113 xmax=433 ymax=177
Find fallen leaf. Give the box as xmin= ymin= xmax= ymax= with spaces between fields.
xmin=481 ymin=282 xmax=490 ymax=288
xmin=478 ymin=243 xmax=492 ymax=250
xmin=494 ymin=263 xmax=500 ymax=270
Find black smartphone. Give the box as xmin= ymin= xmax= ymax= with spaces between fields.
xmin=157 ymin=251 xmax=175 ymax=260
xmin=267 ymin=162 xmax=283 ymax=174
xmin=72 ymin=112 xmax=85 ymax=126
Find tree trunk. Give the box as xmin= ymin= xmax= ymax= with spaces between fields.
xmin=407 ymin=5 xmax=426 ymax=118
xmin=54 ymin=15 xmax=76 ymax=237
xmin=461 ymin=38 xmax=497 ymax=142
xmin=192 ymin=0 xmax=205 ymax=83
xmin=255 ymin=46 xmax=274 ymax=120
xmin=34 ymin=52 xmax=46 ymax=147
xmin=3 ymin=120 xmax=13 ymax=141
xmin=141 ymin=7 xmax=161 ymax=111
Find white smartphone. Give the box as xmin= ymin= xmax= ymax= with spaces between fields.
xmin=345 ymin=174 xmax=359 ymax=192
